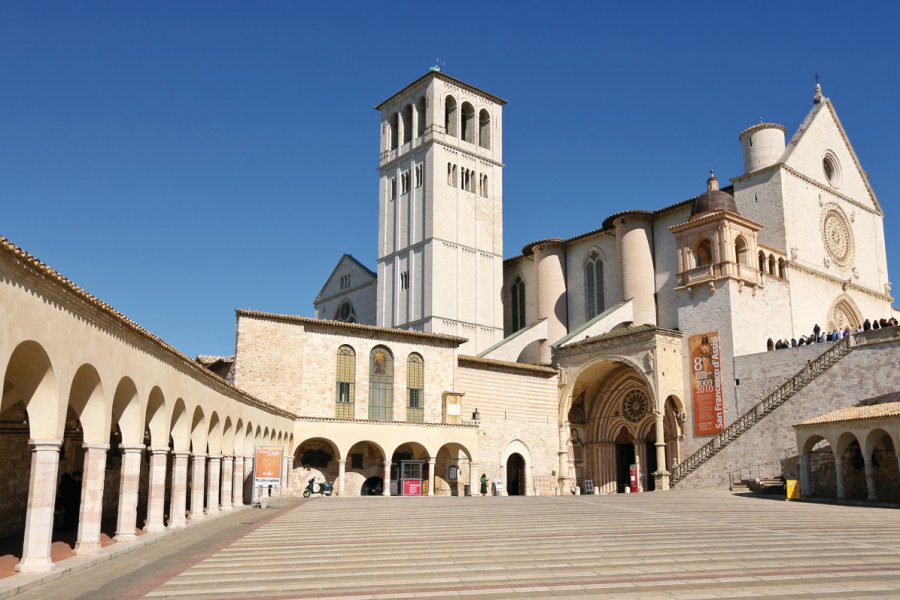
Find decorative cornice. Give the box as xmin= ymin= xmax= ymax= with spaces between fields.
xmin=295 ymin=414 xmax=478 ymax=429
xmin=781 ymin=164 xmax=881 ymax=217
xmin=458 ymin=354 xmax=558 ymax=376
xmin=788 ymin=261 xmax=893 ymax=303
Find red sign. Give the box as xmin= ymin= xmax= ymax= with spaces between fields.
xmin=689 ymin=331 xmax=725 ymax=436
xmin=402 ymin=479 xmax=422 ymax=496
xmin=629 ymin=464 xmax=638 ymax=493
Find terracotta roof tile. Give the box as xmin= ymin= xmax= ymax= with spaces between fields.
xmin=795 ymin=401 xmax=900 ymax=427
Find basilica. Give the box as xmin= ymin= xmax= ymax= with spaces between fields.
xmin=1 ymin=69 xmax=898 ymax=574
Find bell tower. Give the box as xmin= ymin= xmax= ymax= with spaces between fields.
xmin=375 ymin=70 xmax=506 ymax=354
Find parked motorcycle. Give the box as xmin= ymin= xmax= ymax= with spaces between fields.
xmin=303 ymin=477 xmax=333 ymax=497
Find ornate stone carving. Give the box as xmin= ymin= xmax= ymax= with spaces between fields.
xmin=643 ymin=352 xmax=654 ymax=373
xmin=821 ymin=204 xmax=854 ymax=268
xmin=622 ymin=390 xmax=650 ymax=423
xmin=791 ymin=246 xmax=799 ymax=261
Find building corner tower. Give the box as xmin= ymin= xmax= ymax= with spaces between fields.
xmin=375 ymin=70 xmax=505 ymax=354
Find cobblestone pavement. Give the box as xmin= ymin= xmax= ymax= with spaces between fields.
xmin=17 ymin=491 xmax=900 ymax=599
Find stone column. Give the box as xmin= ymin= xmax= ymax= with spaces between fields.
xmin=337 ymin=459 xmax=346 ymax=496
xmin=653 ymin=412 xmax=670 ymax=491
xmin=16 ymin=440 xmax=62 ymax=573
xmin=427 ymin=458 xmax=436 ymax=497
xmin=75 ymin=443 xmax=108 ymax=555
xmin=144 ymin=448 xmax=169 ymax=533
xmin=632 ymin=442 xmax=643 ymax=492
xmin=244 ymin=456 xmax=254 ymax=504
xmin=525 ymin=462 xmax=534 ymax=496
xmin=499 ymin=462 xmax=507 ymax=496
xmin=798 ymin=454 xmax=811 ymax=497
xmin=232 ymin=456 xmax=244 ymax=506
xmin=382 ymin=460 xmax=391 ymax=496
xmin=863 ymin=451 xmax=878 ymax=501
xmin=833 ymin=452 xmax=846 ymax=499
xmin=206 ymin=455 xmax=221 ymax=515
xmin=169 ymin=452 xmax=190 ymax=529
xmin=115 ymin=444 xmax=145 ymax=542
xmin=558 ymin=424 xmax=569 ymax=493
xmin=190 ymin=454 xmax=207 ymax=521
xmin=221 ymin=456 xmax=233 ymax=511
xmin=468 ymin=462 xmax=478 ymax=496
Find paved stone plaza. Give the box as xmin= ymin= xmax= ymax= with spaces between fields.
xmin=13 ymin=491 xmax=900 ymax=599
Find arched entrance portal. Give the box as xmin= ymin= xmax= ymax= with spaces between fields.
xmin=567 ymin=359 xmax=679 ymax=494
xmin=506 ymin=454 xmax=525 ymax=495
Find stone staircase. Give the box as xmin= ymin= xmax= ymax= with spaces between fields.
xmin=671 ymin=336 xmax=854 ymax=486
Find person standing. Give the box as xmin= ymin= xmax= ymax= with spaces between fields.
xmin=479 ymin=473 xmax=488 ymax=496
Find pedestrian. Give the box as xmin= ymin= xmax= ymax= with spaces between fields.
xmin=480 ymin=473 xmax=488 ymax=496
xmin=863 ymin=319 xmax=871 ymax=331
xmin=813 ymin=323 xmax=821 ymax=342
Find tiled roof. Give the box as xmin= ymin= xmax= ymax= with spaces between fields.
xmin=458 ymin=354 xmax=558 ymax=375
xmin=237 ymin=309 xmax=468 ymax=344
xmin=0 ymin=235 xmax=295 ymax=419
xmin=795 ymin=401 xmax=900 ymax=427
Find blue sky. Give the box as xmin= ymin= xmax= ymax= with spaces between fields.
xmin=2 ymin=2 xmax=898 ymax=357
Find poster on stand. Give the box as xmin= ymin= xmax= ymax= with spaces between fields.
xmin=689 ymin=331 xmax=725 ymax=436
xmin=254 ymin=446 xmax=283 ymax=486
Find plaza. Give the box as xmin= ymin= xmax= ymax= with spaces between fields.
xmin=11 ymin=492 xmax=900 ymax=599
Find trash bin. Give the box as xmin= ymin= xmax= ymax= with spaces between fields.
xmin=464 ymin=484 xmax=471 ymax=496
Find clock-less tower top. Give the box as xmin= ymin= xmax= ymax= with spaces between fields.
xmin=375 ymin=70 xmax=506 ymax=354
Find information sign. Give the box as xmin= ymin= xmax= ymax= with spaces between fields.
xmin=402 ymin=479 xmax=422 ymax=496
xmin=254 ymin=446 xmax=283 ymax=486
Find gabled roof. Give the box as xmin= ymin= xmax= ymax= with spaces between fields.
xmin=375 ymin=70 xmax=507 ymax=110
xmin=780 ymin=95 xmax=881 ymax=214
xmin=315 ymin=253 xmax=377 ymax=302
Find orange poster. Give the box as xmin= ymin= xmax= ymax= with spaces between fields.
xmin=254 ymin=446 xmax=283 ymax=485
xmin=689 ymin=332 xmax=724 ymax=436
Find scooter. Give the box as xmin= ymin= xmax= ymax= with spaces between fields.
xmin=303 ymin=477 xmax=333 ymax=497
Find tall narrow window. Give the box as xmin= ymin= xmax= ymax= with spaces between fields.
xmin=695 ymin=239 xmax=712 ymax=267
xmin=389 ymin=177 xmax=397 ymax=200
xmin=407 ymin=353 xmax=424 ymax=423
xmin=402 ymin=104 xmax=413 ymax=144
xmin=368 ymin=346 xmax=393 ymax=421
xmin=390 ymin=113 xmax=399 ymax=150
xmin=735 ymin=236 xmax=749 ymax=266
xmin=584 ymin=250 xmax=605 ymax=320
xmin=416 ymin=96 xmax=426 ymax=137
xmin=511 ymin=277 xmax=526 ymax=332
xmin=461 ymin=102 xmax=475 ymax=143
xmin=335 ymin=346 xmax=355 ymax=419
xmin=444 ymin=96 xmax=457 ymax=137
xmin=479 ymin=109 xmax=491 ymax=149
xmin=414 ymin=163 xmax=423 ymax=188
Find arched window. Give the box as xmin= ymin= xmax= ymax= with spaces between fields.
xmin=768 ymin=254 xmax=776 ymax=276
xmin=368 ymin=346 xmax=393 ymax=421
xmin=735 ymin=236 xmax=749 ymax=266
xmin=407 ymin=353 xmax=424 ymax=423
xmin=335 ymin=346 xmax=355 ymax=419
xmin=444 ymin=96 xmax=457 ymax=137
xmin=416 ymin=96 xmax=426 ymax=137
xmin=479 ymin=109 xmax=491 ymax=149
xmin=390 ymin=113 xmax=399 ymax=150
xmin=402 ymin=104 xmax=413 ymax=144
xmin=461 ymin=102 xmax=476 ymax=144
xmin=584 ymin=250 xmax=605 ymax=320
xmin=334 ymin=301 xmax=356 ymax=323
xmin=777 ymin=258 xmax=786 ymax=279
xmin=511 ymin=277 xmax=526 ymax=332
xmin=758 ymin=250 xmax=766 ymax=272
xmin=695 ymin=239 xmax=712 ymax=267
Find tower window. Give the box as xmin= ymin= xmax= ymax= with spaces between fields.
xmin=402 ymin=104 xmax=413 ymax=144
xmin=390 ymin=113 xmax=399 ymax=150
xmin=461 ymin=102 xmax=476 ymax=144
xmin=389 ymin=177 xmax=397 ymax=200
xmin=414 ymin=163 xmax=423 ymax=188
xmin=511 ymin=277 xmax=526 ymax=332
xmin=735 ymin=236 xmax=749 ymax=266
xmin=400 ymin=270 xmax=409 ymax=290
xmin=695 ymin=239 xmax=712 ymax=267
xmin=479 ymin=173 xmax=488 ymax=197
xmin=444 ymin=95 xmax=457 ymax=137
xmin=416 ymin=97 xmax=426 ymax=137
xmin=401 ymin=171 xmax=410 ymax=195
xmin=479 ymin=109 xmax=491 ymax=149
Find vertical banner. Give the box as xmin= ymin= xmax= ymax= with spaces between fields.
xmin=690 ymin=332 xmax=725 ymax=436
xmin=254 ymin=446 xmax=283 ymax=486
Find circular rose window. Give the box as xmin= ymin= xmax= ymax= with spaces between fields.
xmin=622 ymin=390 xmax=650 ymax=423
xmin=821 ymin=205 xmax=854 ymax=267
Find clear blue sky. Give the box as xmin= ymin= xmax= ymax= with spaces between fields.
xmin=2 ymin=2 xmax=898 ymax=357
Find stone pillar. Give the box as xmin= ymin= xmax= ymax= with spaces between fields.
xmin=144 ymin=448 xmax=169 ymax=533
xmin=75 ymin=443 xmax=108 ymax=555
xmin=169 ymin=452 xmax=190 ymax=529
xmin=115 ymin=444 xmax=145 ymax=542
xmin=530 ymin=239 xmax=568 ymax=364
xmin=798 ymin=454 xmax=810 ymax=497
xmin=382 ymin=460 xmax=391 ymax=496
xmin=863 ymin=451 xmax=878 ymax=501
xmin=653 ymin=412 xmax=670 ymax=491
xmin=16 ymin=440 xmax=61 ymax=573
xmin=558 ymin=424 xmax=569 ymax=493
xmin=499 ymin=462 xmax=507 ymax=496
xmin=633 ymin=441 xmax=643 ymax=492
xmin=524 ymin=461 xmax=534 ymax=496
xmin=469 ymin=462 xmax=478 ymax=496
xmin=427 ymin=458 xmax=436 ymax=497
xmin=232 ymin=456 xmax=244 ymax=506
xmin=244 ymin=456 xmax=254 ymax=504
xmin=337 ymin=459 xmax=346 ymax=497
xmin=206 ymin=455 xmax=221 ymax=515
xmin=833 ymin=452 xmax=846 ymax=499
xmin=221 ymin=456 xmax=233 ymax=511
xmin=190 ymin=454 xmax=207 ymax=521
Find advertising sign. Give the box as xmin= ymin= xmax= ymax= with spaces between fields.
xmin=629 ymin=464 xmax=638 ymax=493
xmin=689 ymin=331 xmax=725 ymax=436
xmin=254 ymin=446 xmax=283 ymax=486
xmin=402 ymin=479 xmax=422 ymax=496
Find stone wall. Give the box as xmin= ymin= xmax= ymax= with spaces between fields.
xmin=676 ymin=331 xmax=900 ymax=489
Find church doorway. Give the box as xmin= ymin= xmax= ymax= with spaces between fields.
xmin=506 ymin=453 xmax=525 ymax=495
xmin=615 ymin=428 xmax=635 ymax=493
xmin=644 ymin=441 xmax=658 ymax=491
